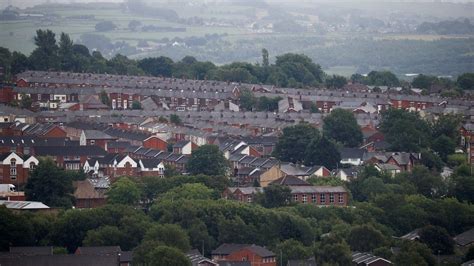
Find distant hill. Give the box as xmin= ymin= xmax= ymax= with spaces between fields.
xmin=416 ymin=19 xmax=474 ymax=35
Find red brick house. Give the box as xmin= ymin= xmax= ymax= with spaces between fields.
xmin=385 ymin=153 xmax=420 ymax=172
xmin=211 ymin=244 xmax=276 ymax=266
xmin=223 ymin=185 xmax=349 ymax=206
xmin=143 ymin=136 xmax=168 ymax=151
xmin=0 ymin=86 xmax=14 ymax=104
xmin=0 ymin=152 xmax=39 ymax=186
xmin=33 ymin=145 xmax=107 ymax=171
xmin=22 ymin=123 xmax=67 ymax=138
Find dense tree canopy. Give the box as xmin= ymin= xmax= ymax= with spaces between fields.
xmin=323 ymin=109 xmax=363 ymax=147
xmin=186 ymin=145 xmax=229 ymax=176
xmin=273 ymin=123 xmax=320 ymax=163
xmin=379 ymin=109 xmax=432 ymax=152
xmin=25 ymin=158 xmax=74 ymax=208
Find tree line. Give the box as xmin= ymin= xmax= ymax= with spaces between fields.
xmin=1 ymin=29 xmax=473 ymax=91
xmin=2 ymin=157 xmax=473 ymax=265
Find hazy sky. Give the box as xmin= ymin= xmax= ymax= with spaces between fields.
xmin=2 ymin=0 xmax=473 ymax=9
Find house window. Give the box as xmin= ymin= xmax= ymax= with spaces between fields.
xmin=301 ymin=194 xmax=307 ymax=204
xmin=10 ymin=159 xmax=17 ymax=176
xmin=90 ymin=140 xmax=95 ymax=145
xmin=339 ymin=194 xmax=344 ymax=204
xmin=311 ymin=194 xmax=317 ymax=203
xmin=293 ymin=194 xmax=298 ymax=202
xmin=247 ymin=195 xmax=252 ymax=203
xmin=30 ymin=162 xmax=36 ymax=171
xmin=330 ymin=193 xmax=334 ymax=203
xmin=320 ymin=193 xmax=326 ymax=203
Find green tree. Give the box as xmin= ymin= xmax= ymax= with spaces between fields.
xmin=367 ymin=71 xmax=400 ymax=86
xmin=11 ymin=51 xmax=29 ymax=75
xmin=304 ymin=137 xmax=341 ymax=169
xmin=107 ymin=177 xmax=141 ymax=205
xmin=457 ymin=73 xmax=474 ymax=90
xmin=132 ymin=100 xmax=141 ymax=110
xmin=138 ymin=56 xmax=174 ymax=77
xmin=379 ymin=109 xmax=431 ymax=152
xmin=143 ymin=224 xmax=190 ymax=252
xmin=420 ymin=149 xmax=444 ymax=172
xmin=325 ymin=74 xmax=348 ymax=89
xmin=29 ymin=29 xmax=59 ymax=70
xmin=405 ymin=166 xmax=446 ymax=198
xmin=316 ymin=241 xmax=352 ymax=266
xmin=99 ymin=90 xmax=110 ymax=106
xmin=275 ymin=239 xmax=312 ymax=266
xmin=347 ymin=225 xmax=386 ymax=252
xmin=419 ymin=225 xmax=454 ymax=255
xmin=25 ymin=158 xmax=74 ymax=208
xmin=95 ymin=21 xmax=117 ymax=32
xmin=58 ymin=32 xmax=74 ymax=71
xmin=394 ymin=241 xmax=436 ymax=266
xmin=186 ymin=145 xmax=229 ymax=176
xmin=239 ymin=88 xmax=257 ymax=111
xmin=432 ymin=135 xmax=455 ymax=161
xmin=144 ymin=246 xmax=191 ymax=266
xmin=83 ymin=225 xmax=127 ymax=248
xmin=323 ymin=109 xmax=363 ymax=147
xmin=169 ymin=114 xmax=182 ymax=125
xmin=160 ymin=183 xmax=214 ymax=201
xmin=412 ymin=74 xmax=438 ymax=90
xmin=262 ymin=48 xmax=269 ymax=67
xmin=128 ymin=20 xmax=142 ymax=30
xmin=452 ymin=175 xmax=474 ymax=203
xmin=256 ymin=184 xmax=291 ymax=208
xmin=19 ymin=93 xmax=32 ymax=109
xmin=273 ymin=123 xmax=320 ymax=163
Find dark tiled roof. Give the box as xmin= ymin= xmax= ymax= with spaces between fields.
xmin=104 ymin=127 xmax=151 ymax=141
xmin=82 ymin=130 xmax=115 ymax=140
xmin=75 ymin=246 xmax=121 ymax=255
xmin=270 ymin=175 xmax=310 ymax=186
xmin=140 ymin=158 xmax=162 ymax=169
xmin=454 ymin=228 xmax=474 ymax=246
xmin=0 ymin=254 xmax=119 ymax=266
xmin=352 ymin=252 xmax=392 ymax=265
xmin=34 ymin=146 xmax=107 ymax=157
xmin=174 ymin=140 xmax=190 ymax=148
xmin=9 ymin=246 xmax=53 ymax=255
xmin=339 ymin=148 xmax=365 ymax=159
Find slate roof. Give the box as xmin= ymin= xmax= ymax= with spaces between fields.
xmin=82 ymin=130 xmax=115 ymax=140
xmin=104 ymin=127 xmax=151 ymax=141
xmin=454 ymin=228 xmax=474 ymax=246
xmin=352 ymin=252 xmax=392 ymax=265
xmin=0 ymin=200 xmax=50 ymax=210
xmin=75 ymin=246 xmax=121 ymax=255
xmin=174 ymin=140 xmax=190 ymax=148
xmin=289 ymin=186 xmax=347 ymax=193
xmin=400 ymin=228 xmax=420 ymax=241
xmin=0 ymin=137 xmax=71 ymax=147
xmin=140 ymin=158 xmax=162 ymax=169
xmin=271 ymin=176 xmax=311 ymax=186
xmin=0 ymin=254 xmax=119 ymax=266
xmin=34 ymin=146 xmax=107 ymax=157
xmin=186 ymin=249 xmax=218 ymax=266
xmin=340 ymin=148 xmax=365 ymax=159
xmin=9 ymin=246 xmax=53 ymax=255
